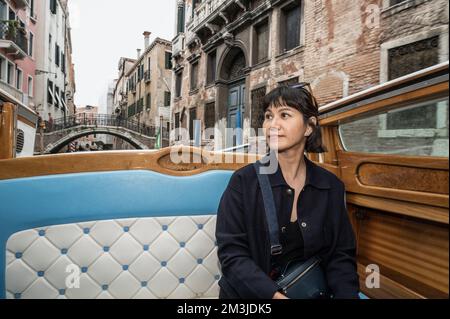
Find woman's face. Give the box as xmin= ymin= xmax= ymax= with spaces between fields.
xmin=263 ymin=102 xmax=315 ymax=152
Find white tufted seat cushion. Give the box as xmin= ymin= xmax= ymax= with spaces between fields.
xmin=6 ymin=215 xmax=220 ymax=299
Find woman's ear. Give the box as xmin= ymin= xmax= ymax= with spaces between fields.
xmin=305 ymin=117 xmax=317 ymax=137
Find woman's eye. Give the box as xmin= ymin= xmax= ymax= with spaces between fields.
xmin=265 ymin=114 xmax=273 ymax=120
xmin=281 ymin=113 xmax=291 ymax=118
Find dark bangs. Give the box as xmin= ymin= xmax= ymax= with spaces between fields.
xmin=262 ymin=85 xmax=327 ymax=153
xmin=262 ymin=85 xmax=319 ymax=119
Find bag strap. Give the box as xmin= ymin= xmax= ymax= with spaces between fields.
xmin=253 ymin=161 xmax=283 ymax=256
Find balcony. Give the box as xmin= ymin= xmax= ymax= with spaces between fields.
xmin=190 ymin=0 xmax=228 ymax=31
xmin=144 ymin=70 xmax=151 ymax=83
xmin=0 ymin=21 xmax=28 ymax=60
xmin=172 ymin=33 xmax=185 ymax=57
xmin=11 ymin=0 xmax=29 ymax=9
xmin=0 ymin=80 xmax=24 ymax=102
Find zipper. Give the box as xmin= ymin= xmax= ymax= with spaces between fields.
xmin=282 ymin=258 xmax=320 ymax=291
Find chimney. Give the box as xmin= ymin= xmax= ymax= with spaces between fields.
xmin=143 ymin=31 xmax=152 ymax=49
xmin=137 ymin=49 xmax=141 ymax=59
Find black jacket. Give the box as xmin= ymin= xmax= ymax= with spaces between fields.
xmin=215 ymin=156 xmax=360 ymax=299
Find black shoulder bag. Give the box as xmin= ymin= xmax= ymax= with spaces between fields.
xmin=254 ymin=161 xmax=330 ymax=299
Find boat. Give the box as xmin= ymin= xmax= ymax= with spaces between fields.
xmin=0 ymin=61 xmax=448 ymax=299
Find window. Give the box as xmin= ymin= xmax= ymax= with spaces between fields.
xmin=30 ymin=0 xmax=35 ymax=18
xmin=28 ymin=76 xmax=33 ymax=97
xmin=175 ymin=71 xmax=182 ymax=98
xmin=281 ymin=3 xmax=301 ymax=52
xmin=54 ymin=86 xmax=60 ymax=108
xmin=8 ymin=7 xmax=15 ymax=20
xmin=175 ymin=112 xmax=180 ymax=129
xmin=177 ymin=3 xmax=185 ymax=34
xmin=278 ymin=77 xmax=299 ymax=87
xmin=254 ymin=21 xmax=269 ymax=63
xmin=0 ymin=56 xmax=6 ymax=81
xmin=0 ymin=0 xmax=7 ymax=20
xmin=128 ymin=103 xmax=136 ymax=118
xmin=389 ymin=0 xmax=407 ymax=6
xmin=55 ymin=44 xmax=60 ymax=66
xmin=61 ymin=91 xmax=66 ymax=109
xmin=189 ymin=107 xmax=197 ymax=140
xmin=385 ymin=36 xmax=441 ymax=132
xmin=165 ymin=52 xmax=172 ymax=69
xmin=28 ymin=32 xmax=34 ymax=57
xmin=7 ymin=62 xmax=14 ymax=85
xmin=204 ymin=102 xmax=215 ymax=137
xmin=50 ymin=0 xmax=57 ymax=15
xmin=137 ymin=67 xmax=142 ymax=82
xmin=174 ymin=112 xmax=180 ymax=140
xmin=164 ymin=91 xmax=171 ymax=106
xmin=251 ymin=86 xmax=267 ymax=134
xmin=137 ymin=98 xmax=144 ymax=113
xmin=15 ymin=68 xmax=22 ymax=90
xmin=190 ymin=62 xmax=198 ymax=91
xmin=388 ymin=36 xmax=439 ymax=81
xmin=339 ymin=97 xmax=449 ymax=157
xmin=48 ymin=34 xmax=52 ymax=60
xmin=47 ymin=80 xmax=54 ymax=105
xmin=61 ymin=52 xmax=66 ymax=74
xmin=207 ymin=51 xmax=216 ymax=85
xmin=146 ymin=93 xmax=151 ymax=110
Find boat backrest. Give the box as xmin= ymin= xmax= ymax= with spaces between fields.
xmin=0 ymin=148 xmax=253 ymax=299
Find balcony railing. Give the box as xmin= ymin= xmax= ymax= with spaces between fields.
xmin=0 ymin=20 xmax=28 ymax=58
xmin=191 ymin=0 xmax=227 ymax=30
xmin=144 ymin=70 xmax=151 ymax=83
xmin=43 ymin=113 xmax=170 ymax=139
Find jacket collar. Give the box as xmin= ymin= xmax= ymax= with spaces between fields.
xmin=262 ymin=154 xmax=331 ymax=190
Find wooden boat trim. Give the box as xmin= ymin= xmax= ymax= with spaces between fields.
xmin=0 ymin=146 xmax=260 ymax=180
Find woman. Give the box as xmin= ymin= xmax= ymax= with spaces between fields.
xmin=216 ymin=84 xmax=360 ymax=299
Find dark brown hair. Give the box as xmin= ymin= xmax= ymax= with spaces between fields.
xmin=262 ymin=85 xmax=327 ymax=153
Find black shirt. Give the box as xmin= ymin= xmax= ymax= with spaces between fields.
xmin=216 ymin=155 xmax=360 ymax=299
xmin=270 ymin=220 xmax=305 ymax=280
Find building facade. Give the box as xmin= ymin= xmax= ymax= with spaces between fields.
xmin=34 ymin=0 xmax=72 ymax=122
xmin=61 ymin=0 xmax=75 ymax=116
xmin=0 ymin=0 xmax=36 ymax=109
xmin=171 ymin=0 xmax=448 ymax=151
xmin=111 ymin=57 xmax=135 ymax=149
xmin=114 ymin=33 xmax=172 ymax=150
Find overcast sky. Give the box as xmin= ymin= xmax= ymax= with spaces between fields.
xmin=68 ymin=0 xmax=176 ymax=112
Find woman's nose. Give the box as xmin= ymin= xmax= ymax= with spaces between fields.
xmin=270 ymin=116 xmax=281 ymax=130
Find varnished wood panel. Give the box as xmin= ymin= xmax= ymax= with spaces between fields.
xmin=356 ymin=209 xmax=449 ymax=298
xmin=0 ymin=147 xmax=260 ymax=180
xmin=358 ymin=162 xmax=448 ymax=195
xmin=0 ymin=102 xmax=16 ymax=160
xmin=339 ymin=151 xmax=449 ymax=208
xmin=347 ymin=193 xmax=448 ymax=224
xmin=357 ymin=263 xmax=424 ymax=299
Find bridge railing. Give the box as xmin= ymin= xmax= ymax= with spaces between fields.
xmin=43 ymin=114 xmax=169 ymax=139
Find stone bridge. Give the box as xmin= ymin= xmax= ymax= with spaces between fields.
xmin=35 ymin=114 xmax=169 ymax=154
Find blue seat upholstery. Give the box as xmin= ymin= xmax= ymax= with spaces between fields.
xmin=0 ymin=170 xmax=233 ymax=299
